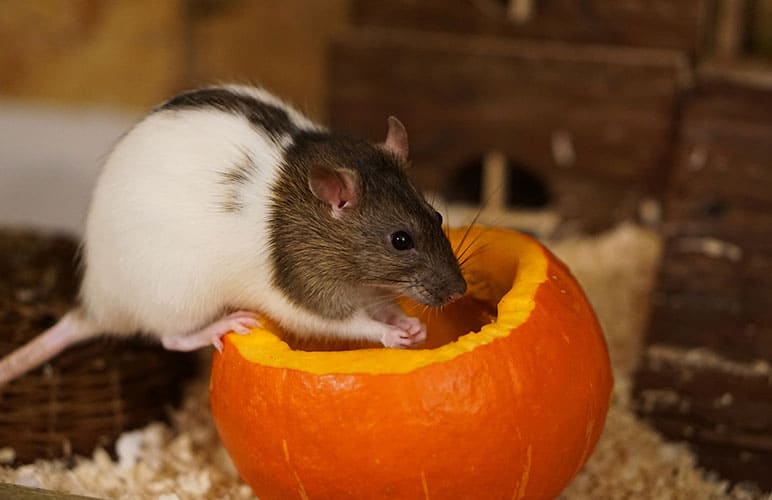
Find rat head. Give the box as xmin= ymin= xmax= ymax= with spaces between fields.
xmin=275 ymin=117 xmax=466 ymax=314
xmin=303 ymin=117 xmax=467 ymax=308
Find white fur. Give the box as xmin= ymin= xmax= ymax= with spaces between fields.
xmin=81 ymin=87 xmax=399 ymax=344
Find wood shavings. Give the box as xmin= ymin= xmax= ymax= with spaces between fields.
xmin=561 ymin=406 xmax=736 ymax=499
xmin=0 ymin=377 xmax=252 ymax=499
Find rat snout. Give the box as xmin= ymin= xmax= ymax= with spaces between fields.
xmin=414 ymin=249 xmax=468 ymax=307
xmin=425 ymin=274 xmax=467 ymax=307
xmin=446 ymin=292 xmax=463 ymax=305
xmin=444 ymin=276 xmax=467 ymax=305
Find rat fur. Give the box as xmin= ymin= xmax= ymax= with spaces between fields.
xmin=0 ymin=84 xmax=466 ymax=386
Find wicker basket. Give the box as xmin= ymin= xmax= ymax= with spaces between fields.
xmin=0 ymin=229 xmax=198 ymax=464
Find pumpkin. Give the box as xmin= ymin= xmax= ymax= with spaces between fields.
xmin=210 ymin=226 xmax=612 ymax=500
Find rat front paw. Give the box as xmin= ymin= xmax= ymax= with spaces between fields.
xmin=391 ymin=316 xmax=426 ymax=341
xmin=380 ymin=321 xmax=427 ymax=349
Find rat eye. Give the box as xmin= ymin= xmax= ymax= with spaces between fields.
xmin=391 ymin=231 xmax=414 ymax=251
xmin=434 ymin=210 xmax=443 ymax=225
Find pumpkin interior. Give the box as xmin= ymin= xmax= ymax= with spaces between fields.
xmin=228 ymin=226 xmax=548 ymax=374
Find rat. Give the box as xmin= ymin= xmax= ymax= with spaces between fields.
xmin=0 ymin=84 xmax=467 ymax=386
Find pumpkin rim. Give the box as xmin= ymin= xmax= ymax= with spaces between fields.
xmin=226 ymin=226 xmax=549 ymax=375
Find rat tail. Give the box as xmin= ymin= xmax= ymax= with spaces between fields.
xmin=0 ymin=308 xmax=99 ymax=387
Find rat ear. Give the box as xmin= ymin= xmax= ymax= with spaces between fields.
xmin=308 ymin=165 xmax=358 ymax=219
xmin=383 ymin=116 xmax=409 ymax=162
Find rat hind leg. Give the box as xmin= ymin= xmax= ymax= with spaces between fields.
xmin=161 ymin=311 xmax=261 ymax=352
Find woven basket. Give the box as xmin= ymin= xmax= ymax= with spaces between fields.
xmin=0 ymin=229 xmax=198 ymax=464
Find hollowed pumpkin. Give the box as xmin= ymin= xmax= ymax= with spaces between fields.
xmin=210 ymin=226 xmax=612 ymax=500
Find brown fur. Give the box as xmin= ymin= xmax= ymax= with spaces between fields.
xmin=268 ymin=130 xmax=466 ymax=320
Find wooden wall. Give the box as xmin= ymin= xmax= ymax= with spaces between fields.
xmin=0 ymin=0 xmax=349 ymax=118
xmin=328 ymin=28 xmax=689 ymax=233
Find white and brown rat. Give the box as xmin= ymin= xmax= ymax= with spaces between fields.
xmin=0 ymin=84 xmax=467 ymax=386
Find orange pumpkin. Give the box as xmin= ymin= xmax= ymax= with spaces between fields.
xmin=210 ymin=226 xmax=612 ymax=500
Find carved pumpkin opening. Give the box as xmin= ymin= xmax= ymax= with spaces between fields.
xmin=280 ymin=273 xmax=502 ymax=353
xmin=219 ymin=226 xmax=594 ymax=373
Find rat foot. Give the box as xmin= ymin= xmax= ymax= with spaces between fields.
xmin=369 ymin=305 xmax=427 ymax=348
xmin=380 ymin=324 xmax=425 ymax=348
xmin=162 ymin=311 xmax=261 ymax=352
xmin=390 ymin=316 xmax=427 ymax=343
xmin=379 ymin=316 xmax=427 ymax=348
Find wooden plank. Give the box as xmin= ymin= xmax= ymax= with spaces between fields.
xmin=351 ymin=0 xmax=709 ymax=52
xmin=635 ymin=344 xmax=772 ymax=488
xmin=637 ymin=345 xmax=772 ymax=440
xmin=666 ymin=79 xmax=772 ymax=213
xmin=0 ymin=483 xmax=99 ymax=500
xmin=635 ymin=74 xmax=772 ymax=488
xmin=645 ymin=76 xmax=772 ymax=359
xmin=648 ymin=246 xmax=772 ymax=363
xmin=665 ymin=201 xmax=772 ymax=243
xmin=714 ymin=0 xmax=749 ymax=59
xmin=685 ymin=442 xmax=772 ymax=491
xmin=328 ymin=28 xmax=687 ymax=232
xmin=646 ymin=295 xmax=772 ymax=363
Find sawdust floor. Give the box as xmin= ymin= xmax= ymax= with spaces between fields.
xmin=1 ymin=223 xmax=769 ymax=499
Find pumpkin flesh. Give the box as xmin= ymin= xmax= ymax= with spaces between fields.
xmin=210 ymin=226 xmax=612 ymax=500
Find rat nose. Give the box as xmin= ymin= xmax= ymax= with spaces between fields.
xmin=446 ymin=278 xmax=466 ymax=304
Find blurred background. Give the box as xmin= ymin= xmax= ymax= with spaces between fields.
xmin=0 ymin=0 xmax=348 ymax=233
xmin=1 ymin=0 xmax=771 ymax=495
xmin=2 ymin=0 xmax=771 ymax=235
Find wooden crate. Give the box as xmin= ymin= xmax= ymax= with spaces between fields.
xmin=328 ymin=28 xmax=688 ymax=232
xmin=634 ymin=74 xmax=772 ymax=488
xmin=351 ymin=0 xmax=709 ymax=52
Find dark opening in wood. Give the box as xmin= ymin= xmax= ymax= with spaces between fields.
xmin=442 ymin=153 xmax=551 ymax=209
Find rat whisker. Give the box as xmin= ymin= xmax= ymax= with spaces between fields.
xmin=456 ymin=226 xmax=494 ymax=263
xmin=453 ymin=166 xmax=511 ymax=256
xmin=453 ymin=195 xmax=490 ymax=256
xmin=458 ymin=244 xmax=490 ymax=270
xmin=454 ymin=222 xmax=476 ymax=258
xmin=456 ymin=236 xmax=480 ymax=264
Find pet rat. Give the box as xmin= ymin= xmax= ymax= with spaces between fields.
xmin=0 ymin=85 xmax=467 ymax=386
